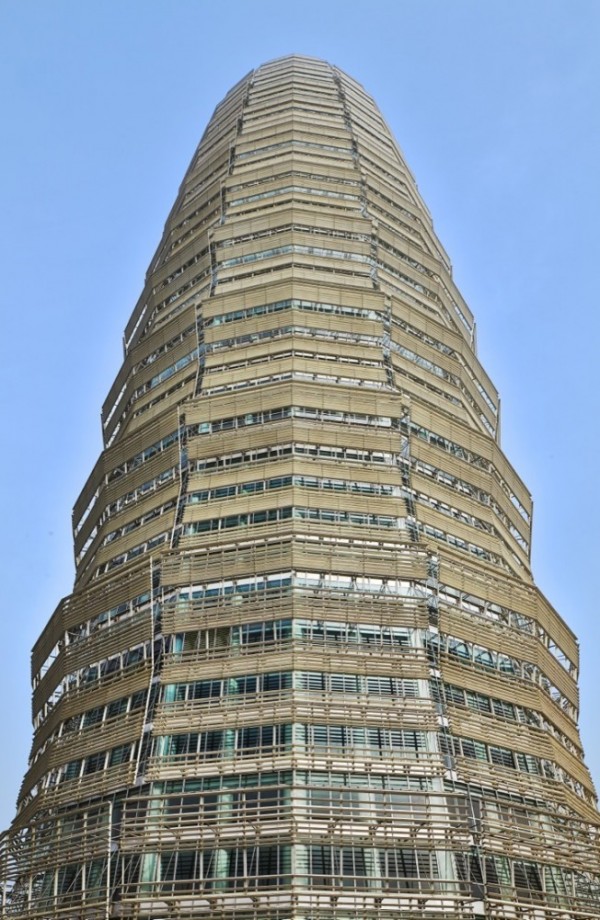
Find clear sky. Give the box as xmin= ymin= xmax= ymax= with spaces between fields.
xmin=0 ymin=0 xmax=599 ymax=831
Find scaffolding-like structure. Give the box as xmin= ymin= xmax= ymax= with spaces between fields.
xmin=2 ymin=55 xmax=599 ymax=919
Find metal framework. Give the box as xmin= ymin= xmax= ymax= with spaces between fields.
xmin=1 ymin=54 xmax=599 ymax=920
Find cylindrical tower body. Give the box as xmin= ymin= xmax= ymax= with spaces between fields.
xmin=2 ymin=55 xmax=599 ymax=920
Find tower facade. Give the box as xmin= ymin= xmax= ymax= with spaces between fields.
xmin=2 ymin=55 xmax=599 ymax=919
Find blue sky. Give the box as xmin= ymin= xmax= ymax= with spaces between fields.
xmin=0 ymin=0 xmax=599 ymax=830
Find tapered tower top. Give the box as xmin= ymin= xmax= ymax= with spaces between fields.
xmin=121 ymin=53 xmax=472 ymax=362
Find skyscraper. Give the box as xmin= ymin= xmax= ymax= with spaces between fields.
xmin=1 ymin=52 xmax=599 ymax=918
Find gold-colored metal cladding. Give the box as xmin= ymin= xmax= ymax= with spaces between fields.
xmin=1 ymin=54 xmax=599 ymax=920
